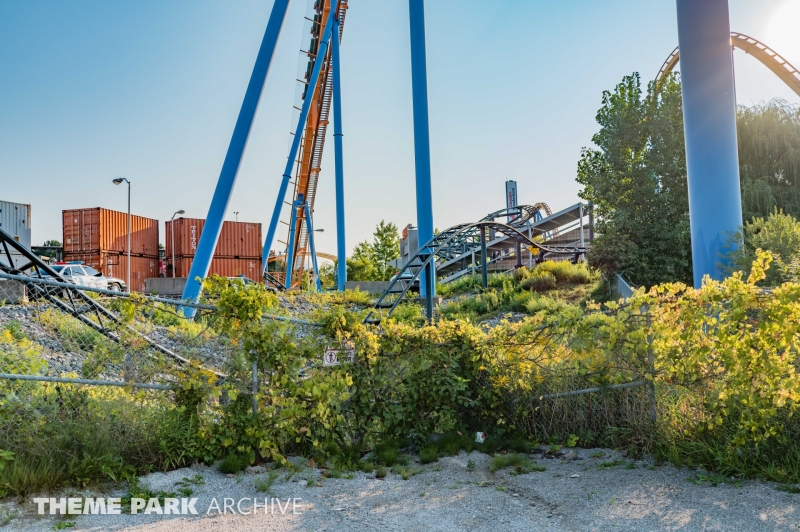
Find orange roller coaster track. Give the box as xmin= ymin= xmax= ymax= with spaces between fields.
xmin=655 ymin=32 xmax=800 ymax=98
xmin=275 ymin=0 xmax=348 ymax=289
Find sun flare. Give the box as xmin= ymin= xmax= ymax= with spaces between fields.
xmin=766 ymin=1 xmax=800 ymax=59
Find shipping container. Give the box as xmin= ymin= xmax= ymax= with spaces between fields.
xmin=63 ymin=208 xmax=159 ymax=257
xmin=166 ymin=218 xmax=262 ymax=260
xmin=63 ymin=251 xmax=158 ymax=293
xmin=0 ymin=200 xmax=32 ymax=270
xmin=172 ymin=256 xmax=263 ymax=280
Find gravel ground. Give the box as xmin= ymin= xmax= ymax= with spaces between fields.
xmin=4 ymin=447 xmax=799 ymax=532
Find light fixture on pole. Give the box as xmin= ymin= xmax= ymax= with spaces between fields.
xmin=170 ymin=210 xmax=185 ymax=278
xmin=234 ymin=211 xmax=239 ymax=222
xmin=314 ymin=228 xmax=324 ymax=232
xmin=112 ymin=178 xmax=131 ymax=292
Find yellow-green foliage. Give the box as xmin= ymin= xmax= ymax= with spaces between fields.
xmin=642 ymin=250 xmax=800 ymax=447
xmin=521 ymin=271 xmax=557 ymax=292
xmin=535 ymin=261 xmax=593 ymax=284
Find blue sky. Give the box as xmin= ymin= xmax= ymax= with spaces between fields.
xmin=2 ymin=0 xmax=800 ymax=256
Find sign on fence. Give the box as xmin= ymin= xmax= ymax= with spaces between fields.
xmin=323 ymin=343 xmax=355 ymax=366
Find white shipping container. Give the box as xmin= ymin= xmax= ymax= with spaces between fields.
xmin=0 ymin=200 xmax=32 ymax=270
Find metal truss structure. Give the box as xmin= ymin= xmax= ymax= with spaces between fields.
xmin=364 ymin=208 xmax=589 ymax=324
xmin=0 ymin=228 xmax=213 ymax=373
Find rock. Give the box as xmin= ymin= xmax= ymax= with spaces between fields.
xmin=570 ymin=474 xmax=580 ymax=478
xmin=563 ymin=450 xmax=578 ymax=461
xmin=245 ymin=465 xmax=265 ymax=475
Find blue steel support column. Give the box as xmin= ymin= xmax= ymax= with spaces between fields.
xmin=284 ymin=196 xmax=302 ymax=289
xmin=304 ymin=202 xmax=322 ymax=292
xmin=331 ymin=16 xmax=347 ymax=291
xmin=181 ymin=0 xmax=292 ymax=312
xmin=409 ymin=0 xmax=435 ymax=307
xmin=676 ymin=0 xmax=742 ymax=287
xmin=262 ymin=6 xmax=337 ymax=270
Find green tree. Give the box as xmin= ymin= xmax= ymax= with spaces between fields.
xmin=371 ymin=221 xmax=400 ymax=281
xmin=577 ymin=72 xmax=692 ymax=287
xmin=319 ymin=262 xmax=336 ymax=288
xmin=42 ymin=240 xmax=61 ymax=247
xmin=346 ymin=241 xmax=377 ymax=282
xmin=737 ymin=100 xmax=800 ymax=220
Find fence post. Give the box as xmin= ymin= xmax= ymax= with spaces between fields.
xmin=252 ymin=360 xmax=258 ymax=416
xmin=646 ymin=311 xmax=657 ymax=425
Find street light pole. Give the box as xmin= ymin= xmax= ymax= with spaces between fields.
xmin=170 ymin=210 xmax=185 ymax=278
xmin=112 ymin=178 xmax=131 ymax=291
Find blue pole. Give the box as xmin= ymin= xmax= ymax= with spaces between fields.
xmin=284 ymin=196 xmax=302 ymax=289
xmin=331 ymin=16 xmax=347 ymax=291
xmin=408 ymin=0 xmax=435 ymax=300
xmin=304 ymin=202 xmax=322 ymax=292
xmin=676 ymin=0 xmax=742 ymax=287
xmin=181 ymin=0 xmax=292 ymax=313
xmin=262 ymin=5 xmax=338 ymax=269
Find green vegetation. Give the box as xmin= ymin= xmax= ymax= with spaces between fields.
xmin=489 ymin=454 xmax=546 ymax=475
xmin=218 ymin=453 xmax=251 ymax=474
xmin=3 ymin=257 xmax=800 ymax=498
xmin=254 ymin=471 xmax=279 ymax=494
xmin=438 ymin=262 xmax=596 ymax=321
xmin=725 ymin=209 xmax=800 ymax=286
xmin=345 ymin=220 xmax=401 ymax=282
xmin=579 ymin=71 xmax=800 ymax=287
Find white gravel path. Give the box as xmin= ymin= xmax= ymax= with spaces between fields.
xmin=3 ymin=448 xmax=799 ymax=532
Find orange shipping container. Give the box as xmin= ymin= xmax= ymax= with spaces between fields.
xmin=63 ymin=251 xmax=159 ymax=293
xmin=172 ymin=256 xmax=263 ymax=280
xmin=166 ymin=218 xmax=262 ymax=259
xmin=63 ymin=208 xmax=159 ymax=257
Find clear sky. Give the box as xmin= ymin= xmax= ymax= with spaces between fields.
xmin=2 ymin=0 xmax=800 ymax=257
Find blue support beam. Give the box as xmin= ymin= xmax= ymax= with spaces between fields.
xmin=304 ymin=202 xmax=322 ymax=292
xmin=181 ymin=0 xmax=292 ymax=314
xmin=262 ymin=5 xmax=338 ymax=271
xmin=284 ymin=195 xmax=303 ymax=289
xmin=408 ymin=0 xmax=435 ymax=306
xmin=676 ymin=0 xmax=743 ymax=287
xmin=331 ymin=16 xmax=347 ymax=291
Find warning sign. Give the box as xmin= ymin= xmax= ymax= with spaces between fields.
xmin=323 ymin=343 xmax=355 ymax=367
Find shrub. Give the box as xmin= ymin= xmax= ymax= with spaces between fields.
xmin=218 ymin=453 xmax=250 ymax=474
xmin=521 ymin=271 xmax=557 ymax=292
xmin=536 ymin=261 xmax=593 ymax=284
xmin=389 ymin=303 xmax=427 ymax=327
xmin=512 ymin=267 xmax=531 ymax=282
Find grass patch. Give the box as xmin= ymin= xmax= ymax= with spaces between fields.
xmin=489 ymin=454 xmax=546 ymax=475
xmin=218 ymin=453 xmax=250 ymax=474
xmin=521 ymin=271 xmax=557 ymax=292
xmin=254 ymin=471 xmax=279 ymax=494
xmin=419 ymin=445 xmax=438 ymax=465
xmin=776 ymin=484 xmax=800 ymax=494
xmin=375 ymin=466 xmax=388 ymax=479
